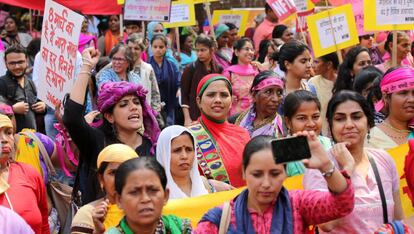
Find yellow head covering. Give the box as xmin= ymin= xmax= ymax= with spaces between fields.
xmin=97 ymin=144 xmax=139 ymax=169
xmin=0 ymin=114 xmax=12 ymax=194
xmin=0 ymin=114 xmax=13 ymax=129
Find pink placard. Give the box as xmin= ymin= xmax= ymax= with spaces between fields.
xmin=352 ymin=1 xmax=374 ymax=36
xmin=296 ymin=9 xmax=314 ymax=32
xmin=266 ymin=0 xmax=297 ymax=22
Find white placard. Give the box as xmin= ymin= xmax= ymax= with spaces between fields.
xmin=219 ymin=14 xmax=243 ymax=29
xmin=124 ymin=0 xmax=172 ymax=22
xmin=294 ymin=0 xmax=308 ymax=12
xmin=170 ymin=4 xmax=190 ymax=23
xmin=316 ymin=13 xmax=351 ymax=49
xmin=0 ymin=52 xmax=5 ymax=77
xmin=375 ymin=0 xmax=414 ymax=26
xmin=38 ymin=0 xmax=83 ymax=109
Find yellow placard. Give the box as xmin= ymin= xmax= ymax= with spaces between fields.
xmin=387 ymin=144 xmax=414 ymax=217
xmin=163 ymin=0 xmax=196 ymax=28
xmin=364 ymin=0 xmax=414 ymax=31
xmin=117 ymin=0 xmax=124 ymax=4
xmin=163 ymin=174 xmax=304 ymax=227
xmin=306 ymin=0 xmax=315 ymax=11
xmin=212 ymin=10 xmax=250 ymax=37
xmin=307 ymin=4 xmax=359 ymax=58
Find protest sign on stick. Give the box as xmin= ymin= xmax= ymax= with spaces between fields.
xmin=296 ymin=9 xmax=314 ymax=45
xmin=364 ymin=0 xmax=414 ymax=31
xmin=266 ymin=0 xmax=297 ymax=22
xmin=124 ymin=0 xmax=172 ymax=22
xmin=203 ymin=1 xmax=215 ymax=38
xmin=120 ymin=13 xmax=123 ymax=35
xmin=212 ymin=10 xmax=250 ymax=37
xmin=163 ymin=0 xmax=196 ymax=28
xmin=364 ymin=0 xmax=414 ymax=66
xmin=38 ymin=0 xmax=83 ymax=109
xmin=307 ymin=4 xmax=358 ymax=59
xmin=392 ymin=31 xmax=398 ymax=67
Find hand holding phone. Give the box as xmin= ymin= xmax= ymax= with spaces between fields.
xmin=272 ymin=131 xmax=332 ymax=171
xmin=271 ymin=135 xmax=311 ymax=164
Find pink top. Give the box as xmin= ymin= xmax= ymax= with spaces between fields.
xmin=377 ymin=53 xmax=414 ymax=73
xmin=195 ymin=174 xmax=354 ymax=234
xmin=303 ymin=148 xmax=399 ymax=233
xmin=253 ymin=18 xmax=278 ymax=53
xmin=223 ymin=64 xmax=259 ymax=116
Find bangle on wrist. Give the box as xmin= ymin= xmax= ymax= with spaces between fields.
xmin=321 ymin=161 xmax=335 ymax=178
xmin=79 ymin=70 xmax=92 ymax=76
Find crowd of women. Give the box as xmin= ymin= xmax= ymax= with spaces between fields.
xmin=1 ymin=3 xmax=414 ymax=234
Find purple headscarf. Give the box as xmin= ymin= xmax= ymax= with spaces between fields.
xmin=97 ymin=81 xmax=160 ymax=152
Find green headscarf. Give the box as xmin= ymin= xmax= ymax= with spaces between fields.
xmin=214 ymin=24 xmax=230 ymax=39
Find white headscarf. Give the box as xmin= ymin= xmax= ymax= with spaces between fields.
xmin=156 ymin=125 xmax=208 ymax=199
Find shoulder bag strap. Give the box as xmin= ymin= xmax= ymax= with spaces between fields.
xmin=219 ymin=201 xmax=231 ymax=234
xmin=21 ymin=131 xmax=57 ymax=177
xmin=368 ymin=155 xmax=388 ymax=224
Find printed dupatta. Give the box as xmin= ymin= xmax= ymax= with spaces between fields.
xmin=188 ymin=122 xmax=231 ymax=184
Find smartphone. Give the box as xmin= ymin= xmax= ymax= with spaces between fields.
xmin=271 ymin=136 xmax=311 ymax=164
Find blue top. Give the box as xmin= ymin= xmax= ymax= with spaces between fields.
xmin=96 ymin=68 xmax=142 ymax=90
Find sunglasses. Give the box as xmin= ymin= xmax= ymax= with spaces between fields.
xmin=361 ymin=34 xmax=374 ymax=40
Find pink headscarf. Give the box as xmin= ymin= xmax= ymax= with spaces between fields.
xmin=78 ymin=33 xmax=97 ymax=53
xmin=0 ymin=40 xmax=5 ymax=52
xmin=375 ymin=66 xmax=414 ymax=112
xmin=97 ymin=81 xmax=160 ymax=152
xmin=251 ymin=76 xmax=284 ymax=92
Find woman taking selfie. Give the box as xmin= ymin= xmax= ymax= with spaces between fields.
xmin=106 ymin=157 xmax=192 ymax=233
xmin=188 ymin=74 xmax=250 ymax=188
xmin=196 ymin=133 xmax=355 ymax=233
xmin=304 ymin=90 xmax=404 ymax=233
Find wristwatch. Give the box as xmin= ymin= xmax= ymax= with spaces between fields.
xmin=321 ymin=162 xmax=336 ymax=178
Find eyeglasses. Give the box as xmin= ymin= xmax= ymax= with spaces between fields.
xmin=112 ymin=57 xmax=127 ymax=63
xmin=361 ymin=34 xmax=374 ymax=40
xmin=6 ymin=60 xmax=26 ymax=67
